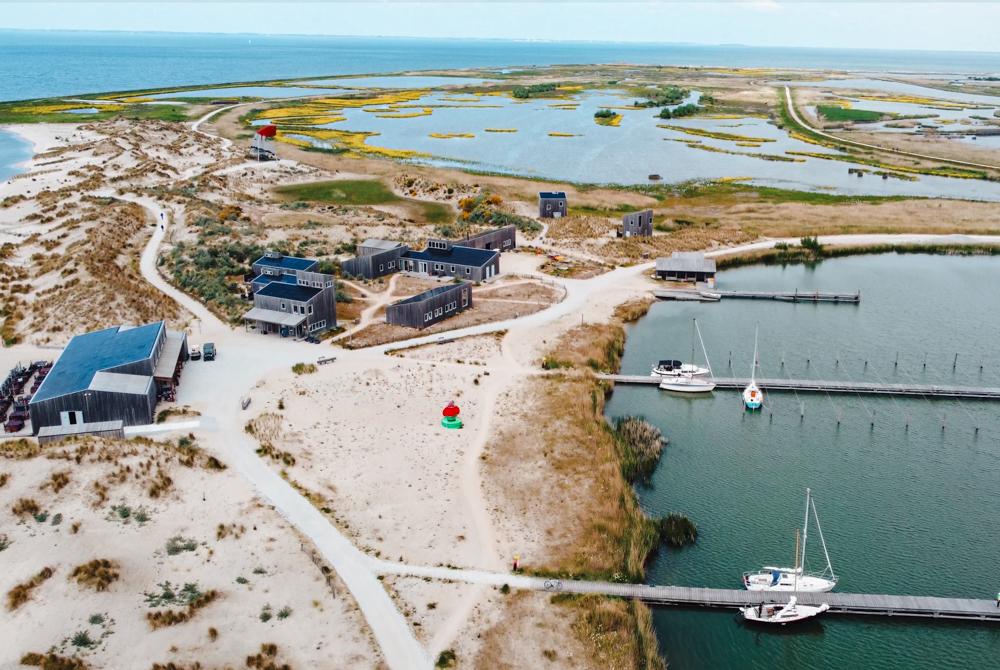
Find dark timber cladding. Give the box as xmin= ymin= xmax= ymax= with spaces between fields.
xmin=244 ymin=251 xmax=337 ymax=337
xmin=620 ymin=210 xmax=653 ymax=237
xmin=538 ymin=191 xmax=567 ymax=218
xmin=401 ymin=243 xmax=499 ymax=282
xmin=342 ymin=239 xmax=409 ymax=279
xmin=29 ymin=321 xmax=188 ymax=434
xmin=386 ymin=282 xmax=473 ymax=329
xmin=456 ymin=225 xmax=517 ymax=252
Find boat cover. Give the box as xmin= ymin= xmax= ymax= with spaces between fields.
xmin=771 ymin=570 xmax=781 ymax=586
xmin=657 ymin=359 xmax=683 ymax=369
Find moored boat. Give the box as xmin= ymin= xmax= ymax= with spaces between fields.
xmin=743 ymin=324 xmax=764 ymax=410
xmin=740 ymin=596 xmax=829 ymax=625
xmin=650 ymin=359 xmax=710 ymax=377
xmin=742 ymin=488 xmax=838 ymax=593
xmin=659 ymin=373 xmax=717 ymax=393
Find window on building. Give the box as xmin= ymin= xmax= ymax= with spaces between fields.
xmin=435 ymin=307 xmax=443 ymax=316
xmin=281 ymin=302 xmax=287 ymax=311
xmin=425 ymin=312 xmax=432 ymax=322
xmin=379 ymin=264 xmax=384 ymax=272
xmin=308 ymin=305 xmax=313 ymax=315
xmin=435 ymin=263 xmax=443 ymax=271
xmin=430 ymin=240 xmax=448 ymax=251
xmin=465 ymin=267 xmax=471 ymax=275
xmin=461 ymin=292 xmax=468 ymax=307
xmin=450 ymin=265 xmax=455 ymax=272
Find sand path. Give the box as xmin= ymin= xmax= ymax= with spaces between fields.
xmin=784 ymin=85 xmax=1000 ymax=172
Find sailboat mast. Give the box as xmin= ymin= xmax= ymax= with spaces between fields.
xmin=811 ymin=495 xmax=835 ymax=579
xmin=793 ymin=528 xmax=800 ymax=594
xmin=694 ymin=319 xmax=713 ymax=378
xmin=750 ymin=324 xmax=759 ymax=381
xmin=800 ymin=488 xmax=810 ymax=575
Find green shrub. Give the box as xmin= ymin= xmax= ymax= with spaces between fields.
xmin=658 ymin=513 xmax=698 ymax=547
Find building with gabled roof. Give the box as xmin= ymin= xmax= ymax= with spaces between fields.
xmin=538 ymin=191 xmax=567 ymax=218
xmin=386 ymin=282 xmax=473 ymax=329
xmin=655 ymin=252 xmax=717 ymax=284
xmin=28 ymin=321 xmax=188 ymax=435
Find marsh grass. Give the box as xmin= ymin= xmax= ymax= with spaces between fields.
xmin=7 ymin=566 xmax=54 ymax=610
xmin=70 ymin=559 xmax=120 ymax=591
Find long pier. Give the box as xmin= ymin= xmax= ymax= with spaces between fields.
xmin=653 ymin=288 xmax=861 ymax=303
xmin=598 ymin=375 xmax=1000 ymax=400
xmin=371 ymin=561 xmax=1000 ymax=624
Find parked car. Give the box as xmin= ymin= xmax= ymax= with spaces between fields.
xmin=203 ymin=342 xmax=216 ymax=361
xmin=189 ymin=345 xmax=201 ymax=361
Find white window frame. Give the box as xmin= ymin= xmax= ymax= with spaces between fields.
xmin=280 ymin=302 xmax=287 ymax=311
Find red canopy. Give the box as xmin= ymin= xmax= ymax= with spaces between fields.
xmin=256 ymin=125 xmax=277 ymax=138
xmin=442 ymin=402 xmax=460 ymax=418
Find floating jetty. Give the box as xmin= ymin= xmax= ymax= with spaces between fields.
xmin=653 ymin=289 xmax=861 ymax=304
xmin=540 ymin=581 xmax=1000 ymax=623
xmin=598 ymin=375 xmax=1000 ymax=400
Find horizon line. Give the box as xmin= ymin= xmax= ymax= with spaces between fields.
xmin=2 ymin=27 xmax=999 ymax=56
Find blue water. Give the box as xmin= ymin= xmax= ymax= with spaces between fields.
xmin=3 ymin=30 xmax=1000 ymax=102
xmin=0 ymin=129 xmax=31 ymax=181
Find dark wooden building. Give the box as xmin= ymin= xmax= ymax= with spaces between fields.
xmin=244 ymin=268 xmax=337 ymax=337
xmin=386 ymin=282 xmax=473 ymax=329
xmin=455 ymin=225 xmax=517 ymax=252
xmin=655 ymin=252 xmax=717 ymax=284
xmin=620 ymin=210 xmax=653 ymax=238
xmin=341 ymin=239 xmax=409 ymax=280
xmin=400 ymin=241 xmax=499 ymax=282
xmin=29 ymin=321 xmax=188 ymax=435
xmin=538 ymin=191 xmax=567 ymax=218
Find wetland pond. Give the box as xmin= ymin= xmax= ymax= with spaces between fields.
xmin=605 ymin=254 xmax=1000 ymax=669
xmin=290 ymin=87 xmax=1000 ymax=200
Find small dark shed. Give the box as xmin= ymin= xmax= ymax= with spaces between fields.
xmin=620 ymin=210 xmax=654 ymax=237
xmin=655 ymin=252 xmax=717 ymax=283
xmin=538 ymin=191 xmax=567 ymax=218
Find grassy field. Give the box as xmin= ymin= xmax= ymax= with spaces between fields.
xmin=0 ymin=101 xmax=194 ymax=124
xmin=273 ymin=179 xmax=452 ymax=224
xmin=817 ymin=105 xmax=886 ymax=123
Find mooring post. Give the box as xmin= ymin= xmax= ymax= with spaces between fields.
xmin=953 ymin=353 xmax=958 ymax=371
xmin=894 ymin=351 xmax=899 ymax=369
xmin=923 ymin=352 xmax=927 ymax=370
xmin=728 ymin=350 xmax=732 ymax=368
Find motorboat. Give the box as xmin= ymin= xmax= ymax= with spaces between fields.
xmin=659 ymin=373 xmax=717 ymax=393
xmin=650 ymin=359 xmax=710 ymax=377
xmin=743 ymin=488 xmax=837 ymax=593
xmin=658 ymin=319 xmax=715 ymax=394
xmin=740 ymin=596 xmax=829 ymax=625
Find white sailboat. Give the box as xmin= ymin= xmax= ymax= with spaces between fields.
xmin=742 ymin=324 xmax=763 ymax=410
xmin=651 ymin=320 xmax=711 ymax=377
xmin=742 ymin=488 xmax=837 ymax=592
xmin=740 ymin=527 xmax=830 ymax=625
xmin=659 ymin=319 xmax=716 ymax=393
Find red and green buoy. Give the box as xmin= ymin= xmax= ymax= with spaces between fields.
xmin=441 ymin=401 xmax=463 ymax=429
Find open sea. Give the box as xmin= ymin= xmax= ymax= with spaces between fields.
xmin=2 ymin=30 xmax=1000 ymax=102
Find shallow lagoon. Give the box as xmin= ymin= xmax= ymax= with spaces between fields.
xmin=311 ymin=89 xmax=1000 ymax=200
xmin=0 ymin=129 xmax=32 ymax=181
xmin=147 ymin=85 xmax=352 ymax=99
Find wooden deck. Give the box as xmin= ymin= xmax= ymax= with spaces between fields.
xmin=538 ymin=580 xmax=1000 ymax=622
xmin=653 ymin=289 xmax=860 ymax=304
xmin=598 ymin=375 xmax=1000 ymax=400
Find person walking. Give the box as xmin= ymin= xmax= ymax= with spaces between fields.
xmin=995 ymin=590 xmax=1000 ymax=608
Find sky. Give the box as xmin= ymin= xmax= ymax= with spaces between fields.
xmin=2 ymin=2 xmax=1000 ymax=53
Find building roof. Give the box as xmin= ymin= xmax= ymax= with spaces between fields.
xmin=539 ymin=191 xmax=566 ymax=199
xmin=31 ymin=321 xmax=164 ymax=404
xmin=391 ymin=282 xmax=467 ymax=307
xmin=37 ymin=420 xmax=124 ymax=439
xmin=656 ymin=252 xmax=717 ymax=274
xmin=360 ymin=238 xmax=404 ymax=252
xmin=153 ymin=330 xmax=186 ymax=380
xmin=251 ymin=273 xmax=299 ymax=285
xmin=404 ymin=245 xmax=498 ymax=268
xmin=255 ymin=282 xmax=322 ymax=302
xmin=243 ymin=307 xmax=308 ymax=327
xmin=253 ymin=254 xmax=317 ymax=272
xmin=89 ymin=371 xmax=153 ymax=395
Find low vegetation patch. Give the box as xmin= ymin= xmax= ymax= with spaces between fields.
xmin=817 ymin=104 xmax=886 ymax=123
xmin=20 ymin=652 xmax=90 ymax=670
xmin=165 ymin=536 xmax=199 ymax=556
xmin=658 ymin=513 xmax=699 ymax=547
xmin=146 ymin=589 xmax=220 ymax=630
xmin=291 ymin=362 xmax=317 ymax=375
xmin=69 ymin=559 xmax=120 ymax=591
xmin=613 ymin=417 xmax=666 ymax=483
xmin=7 ymin=566 xmax=54 ymax=610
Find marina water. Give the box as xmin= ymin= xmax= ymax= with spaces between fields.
xmin=605 ymin=254 xmax=1000 ymax=669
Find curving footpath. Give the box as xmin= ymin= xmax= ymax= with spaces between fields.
xmin=784 ymin=85 xmax=1000 ymax=172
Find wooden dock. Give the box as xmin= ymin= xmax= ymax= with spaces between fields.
xmin=539 ymin=580 xmax=1000 ymax=622
xmin=598 ymin=375 xmax=1000 ymax=400
xmin=653 ymin=289 xmax=860 ymax=304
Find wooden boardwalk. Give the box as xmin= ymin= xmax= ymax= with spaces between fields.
xmin=538 ymin=580 xmax=1000 ymax=622
xmin=652 ymin=288 xmax=860 ymax=304
xmin=598 ymin=375 xmax=1000 ymax=400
